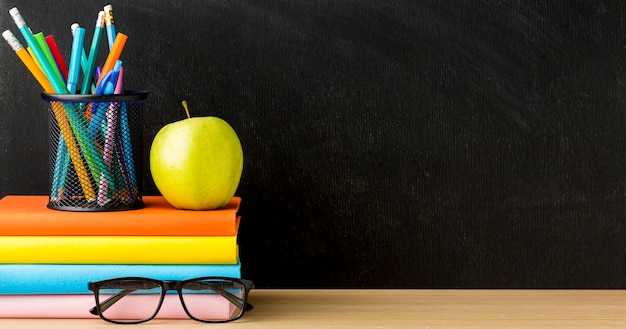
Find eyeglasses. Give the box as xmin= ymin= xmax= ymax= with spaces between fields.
xmin=88 ymin=276 xmax=254 ymax=324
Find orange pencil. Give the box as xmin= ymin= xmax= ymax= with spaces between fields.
xmin=96 ymin=32 xmax=127 ymax=87
xmin=3 ymin=30 xmax=54 ymax=92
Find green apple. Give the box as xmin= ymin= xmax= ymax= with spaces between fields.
xmin=149 ymin=101 xmax=243 ymax=210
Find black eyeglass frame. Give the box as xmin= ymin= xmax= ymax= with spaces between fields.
xmin=88 ymin=276 xmax=254 ymax=324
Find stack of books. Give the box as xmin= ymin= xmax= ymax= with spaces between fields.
xmin=0 ymin=195 xmax=242 ymax=319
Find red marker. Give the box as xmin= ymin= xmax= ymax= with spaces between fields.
xmin=45 ymin=35 xmax=68 ymax=82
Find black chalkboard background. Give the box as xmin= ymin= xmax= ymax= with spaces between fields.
xmin=1 ymin=1 xmax=626 ymax=288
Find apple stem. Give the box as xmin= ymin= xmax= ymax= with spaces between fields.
xmin=182 ymin=100 xmax=191 ymax=119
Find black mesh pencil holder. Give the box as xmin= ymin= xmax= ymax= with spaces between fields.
xmin=42 ymin=91 xmax=148 ymax=211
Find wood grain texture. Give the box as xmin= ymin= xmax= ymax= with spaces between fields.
xmin=1 ymin=290 xmax=626 ymax=328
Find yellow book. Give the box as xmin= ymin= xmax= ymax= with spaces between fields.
xmin=0 ymin=236 xmax=238 ymax=264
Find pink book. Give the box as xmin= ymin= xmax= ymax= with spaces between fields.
xmin=0 ymin=294 xmax=235 ymax=320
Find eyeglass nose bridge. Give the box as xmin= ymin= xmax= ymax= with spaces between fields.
xmin=159 ymin=280 xmax=180 ymax=292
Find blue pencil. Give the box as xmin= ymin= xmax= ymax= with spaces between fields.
xmin=81 ymin=11 xmax=104 ymax=94
xmin=103 ymin=4 xmax=116 ymax=50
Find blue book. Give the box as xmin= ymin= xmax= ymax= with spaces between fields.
xmin=0 ymin=262 xmax=241 ymax=294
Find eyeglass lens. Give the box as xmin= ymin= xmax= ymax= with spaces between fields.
xmin=181 ymin=278 xmax=246 ymax=321
xmin=96 ymin=279 xmax=162 ymax=323
xmin=94 ymin=278 xmax=247 ymax=323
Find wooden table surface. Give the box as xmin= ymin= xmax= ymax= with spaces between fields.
xmin=1 ymin=289 xmax=625 ymax=328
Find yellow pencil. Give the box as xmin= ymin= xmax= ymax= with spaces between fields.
xmin=25 ymin=47 xmax=45 ymax=81
xmin=19 ymin=47 xmax=52 ymax=91
xmin=3 ymin=30 xmax=96 ymax=200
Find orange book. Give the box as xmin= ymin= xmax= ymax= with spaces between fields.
xmin=0 ymin=195 xmax=240 ymax=236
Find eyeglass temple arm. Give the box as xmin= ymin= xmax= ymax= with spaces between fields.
xmin=184 ymin=283 xmax=240 ymax=306
xmin=89 ymin=288 xmax=137 ymax=315
xmin=184 ymin=282 xmax=253 ymax=310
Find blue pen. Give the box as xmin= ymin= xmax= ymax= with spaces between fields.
xmin=67 ymin=24 xmax=85 ymax=94
xmin=95 ymin=60 xmax=122 ymax=95
xmin=81 ymin=11 xmax=104 ymax=94
xmin=90 ymin=60 xmax=122 ymax=138
xmin=104 ymin=4 xmax=116 ymax=50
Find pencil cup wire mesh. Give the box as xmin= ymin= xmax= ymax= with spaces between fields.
xmin=42 ymin=92 xmax=148 ymax=211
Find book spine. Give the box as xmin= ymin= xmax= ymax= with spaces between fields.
xmin=0 ymin=236 xmax=238 ymax=264
xmin=0 ymin=196 xmax=241 ymax=236
xmin=0 ymin=294 xmax=235 ymax=319
xmin=0 ymin=263 xmax=241 ymax=294
xmin=0 ymin=216 xmax=240 ymax=236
